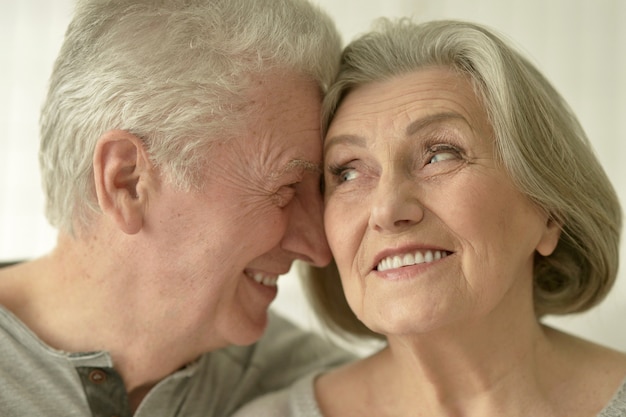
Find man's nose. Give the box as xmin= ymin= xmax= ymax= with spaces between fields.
xmin=280 ymin=186 xmax=332 ymax=267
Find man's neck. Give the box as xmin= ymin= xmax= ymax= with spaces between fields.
xmin=0 ymin=243 xmax=201 ymax=394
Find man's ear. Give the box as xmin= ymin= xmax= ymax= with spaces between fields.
xmin=93 ymin=130 xmax=153 ymax=234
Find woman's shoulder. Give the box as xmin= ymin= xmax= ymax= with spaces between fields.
xmin=586 ymin=346 xmax=626 ymax=416
xmin=545 ymin=326 xmax=626 ymax=415
xmin=230 ymin=372 xmax=323 ymax=417
xmin=598 ymin=376 xmax=626 ymax=417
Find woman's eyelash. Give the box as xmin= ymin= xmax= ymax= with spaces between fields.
xmin=425 ymin=143 xmax=462 ymax=162
xmin=327 ymin=163 xmax=355 ymax=183
xmin=328 ymin=163 xmax=345 ymax=177
xmin=427 ymin=143 xmax=460 ymax=153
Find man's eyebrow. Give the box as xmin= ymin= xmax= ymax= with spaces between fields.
xmin=289 ymin=159 xmax=321 ymax=173
xmin=272 ymin=159 xmax=321 ymax=179
xmin=405 ymin=112 xmax=468 ymax=136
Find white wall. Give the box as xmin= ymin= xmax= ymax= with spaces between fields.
xmin=1 ymin=0 xmax=624 ymax=352
xmin=0 ymin=1 xmax=72 ymax=259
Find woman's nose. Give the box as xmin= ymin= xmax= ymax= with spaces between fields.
xmin=368 ymin=175 xmax=424 ymax=233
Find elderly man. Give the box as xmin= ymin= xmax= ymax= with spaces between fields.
xmin=0 ymin=0 xmax=351 ymax=415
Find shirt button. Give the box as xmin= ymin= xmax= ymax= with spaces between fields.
xmin=88 ymin=369 xmax=107 ymax=384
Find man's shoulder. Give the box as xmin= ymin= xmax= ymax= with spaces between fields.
xmin=215 ymin=310 xmax=355 ymax=388
xmin=262 ymin=311 xmax=352 ymax=362
xmin=182 ymin=311 xmax=354 ymax=414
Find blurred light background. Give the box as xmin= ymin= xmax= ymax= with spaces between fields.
xmin=1 ymin=0 xmax=624 ymax=353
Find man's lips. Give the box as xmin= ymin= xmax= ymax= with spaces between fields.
xmin=374 ymin=249 xmax=452 ymax=272
xmin=244 ymin=270 xmax=280 ymax=287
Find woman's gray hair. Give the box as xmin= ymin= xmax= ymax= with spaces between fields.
xmin=40 ymin=0 xmax=341 ymax=233
xmin=306 ymin=19 xmax=621 ymax=340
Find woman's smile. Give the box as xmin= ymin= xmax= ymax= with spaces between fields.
xmin=375 ymin=249 xmax=451 ymax=272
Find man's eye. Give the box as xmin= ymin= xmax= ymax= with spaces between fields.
xmin=273 ymin=185 xmax=296 ymax=208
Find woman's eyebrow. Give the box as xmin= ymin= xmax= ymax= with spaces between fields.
xmin=324 ymin=112 xmax=468 ymax=153
xmin=405 ymin=112 xmax=468 ymax=137
xmin=324 ymin=134 xmax=366 ymax=153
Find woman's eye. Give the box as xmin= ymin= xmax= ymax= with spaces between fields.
xmin=429 ymin=152 xmax=456 ymax=164
xmin=328 ymin=164 xmax=359 ymax=184
xmin=427 ymin=145 xmax=461 ymax=164
xmin=340 ymin=169 xmax=358 ymax=182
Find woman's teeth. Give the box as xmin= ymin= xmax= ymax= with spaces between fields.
xmin=377 ymin=250 xmax=448 ymax=272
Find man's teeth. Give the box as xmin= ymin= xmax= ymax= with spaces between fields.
xmin=377 ymin=250 xmax=448 ymax=272
xmin=251 ymin=273 xmax=278 ymax=287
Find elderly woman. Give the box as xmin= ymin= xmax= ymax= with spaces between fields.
xmin=0 ymin=1 xmax=354 ymax=416
xmin=233 ymin=19 xmax=626 ymax=417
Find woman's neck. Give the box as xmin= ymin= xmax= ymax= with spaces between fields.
xmin=317 ymin=300 xmax=626 ymax=417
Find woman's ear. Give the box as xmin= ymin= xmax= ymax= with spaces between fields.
xmin=536 ymin=216 xmax=562 ymax=257
xmin=93 ymin=130 xmax=153 ymax=234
